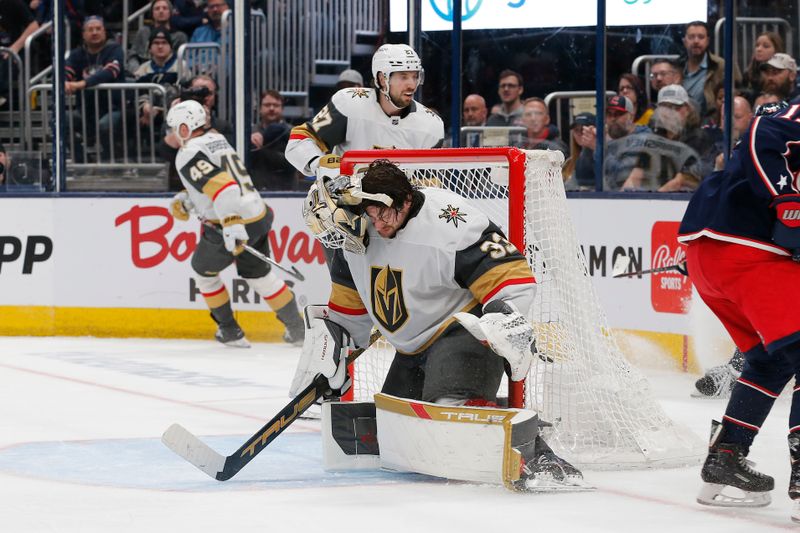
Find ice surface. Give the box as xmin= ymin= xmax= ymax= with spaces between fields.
xmin=0 ymin=336 xmax=796 ymax=532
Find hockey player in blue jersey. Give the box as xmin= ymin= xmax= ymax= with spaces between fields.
xmin=678 ymin=101 xmax=800 ymax=519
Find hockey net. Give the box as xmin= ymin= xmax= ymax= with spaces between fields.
xmin=338 ymin=147 xmax=703 ymax=469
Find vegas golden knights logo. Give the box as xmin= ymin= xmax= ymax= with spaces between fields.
xmin=370 ymin=265 xmax=408 ymax=332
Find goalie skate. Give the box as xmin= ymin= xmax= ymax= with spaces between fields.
xmin=514 ymin=437 xmax=595 ymax=493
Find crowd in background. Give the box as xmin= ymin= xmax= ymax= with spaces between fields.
xmin=0 ymin=2 xmax=794 ymax=193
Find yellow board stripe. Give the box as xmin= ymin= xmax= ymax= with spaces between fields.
xmin=0 ymin=306 xmax=287 ymax=342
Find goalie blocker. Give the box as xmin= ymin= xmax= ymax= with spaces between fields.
xmin=322 ymin=395 xmax=591 ymax=492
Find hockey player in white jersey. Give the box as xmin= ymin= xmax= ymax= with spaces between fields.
xmin=285 ymin=43 xmax=444 ymax=178
xmin=291 ymin=159 xmax=588 ymax=492
xmin=165 ymin=100 xmax=305 ymax=347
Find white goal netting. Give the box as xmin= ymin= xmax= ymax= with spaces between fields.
xmin=339 ymin=147 xmax=704 ymax=469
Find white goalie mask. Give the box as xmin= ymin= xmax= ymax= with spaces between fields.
xmin=303 ymin=178 xmax=370 ymax=255
xmin=371 ymin=44 xmax=425 ymax=93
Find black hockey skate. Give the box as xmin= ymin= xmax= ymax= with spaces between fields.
xmin=214 ymin=323 xmax=250 ymax=348
xmin=697 ymin=420 xmax=773 ymax=507
xmin=276 ymin=299 xmax=306 ymax=347
xmin=789 ymin=433 xmax=800 ymax=522
xmin=692 ymin=349 xmax=743 ymax=399
xmin=516 ymin=435 xmax=593 ymax=492
xmin=282 ymin=322 xmax=305 ymax=347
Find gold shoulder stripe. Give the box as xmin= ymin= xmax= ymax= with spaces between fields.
xmin=201 ymin=171 xmax=237 ymax=200
xmin=330 ymin=282 xmax=366 ymax=312
xmin=291 ymin=124 xmax=330 ymax=154
xmin=468 ymin=260 xmax=533 ymax=303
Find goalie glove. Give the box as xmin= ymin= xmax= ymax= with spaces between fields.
xmin=289 ymin=305 xmax=353 ymax=398
xmin=453 ymin=300 xmax=535 ymax=381
xmin=169 ymin=190 xmax=194 ymax=221
xmin=221 ymin=215 xmax=248 ymax=256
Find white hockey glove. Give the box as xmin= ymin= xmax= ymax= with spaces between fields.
xmin=289 ymin=305 xmax=353 ymax=398
xmin=169 ymin=190 xmax=194 ymax=221
xmin=453 ymin=300 xmax=535 ymax=381
xmin=221 ymin=215 xmax=248 ymax=256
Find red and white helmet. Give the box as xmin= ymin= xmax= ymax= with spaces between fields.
xmin=371 ymin=43 xmax=425 ymax=90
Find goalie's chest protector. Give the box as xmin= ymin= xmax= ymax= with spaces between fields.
xmin=344 ymin=188 xmax=485 ymax=354
xmin=331 ymin=88 xmax=443 ymax=152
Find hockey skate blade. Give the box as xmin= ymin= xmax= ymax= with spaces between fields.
xmin=516 ymin=474 xmax=596 ymax=494
xmin=696 ymin=482 xmax=771 ymax=508
xmin=792 ymin=500 xmax=800 ymax=523
xmin=221 ymin=337 xmax=251 ymax=348
xmin=161 ymin=423 xmax=225 ymax=479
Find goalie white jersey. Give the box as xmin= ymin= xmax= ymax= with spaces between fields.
xmin=327 ymin=187 xmax=535 ymax=354
xmin=286 ymin=88 xmax=445 ymax=175
xmin=174 ymin=131 xmax=266 ymax=223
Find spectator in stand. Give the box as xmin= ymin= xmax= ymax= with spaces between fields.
xmin=712 ymin=96 xmax=754 ymax=172
xmin=649 ymin=58 xmax=683 ymax=97
xmin=134 ymin=28 xmax=184 ymax=132
xmin=170 ymin=0 xmax=205 ymax=35
xmin=335 ymin=69 xmax=363 ymax=91
xmin=681 ymin=20 xmax=741 ymax=121
xmin=463 ymin=94 xmax=487 ymax=127
xmin=754 ymin=91 xmax=782 ymax=112
xmin=518 ymin=97 xmax=567 ymax=155
xmin=458 ymin=94 xmax=487 ymax=147
xmin=618 ymin=73 xmax=650 ymax=127
xmin=64 ymin=16 xmax=125 ymax=162
xmin=656 ymin=84 xmax=716 ymax=179
xmin=606 ymin=95 xmax=639 ymax=140
xmin=487 ymin=69 xmax=525 ymax=127
xmin=128 ymin=0 xmax=188 ymax=74
xmin=249 ymin=90 xmax=299 ymax=191
xmin=158 ymin=74 xmax=232 ymax=189
xmin=189 ymin=0 xmax=229 ymax=44
xmin=606 ymin=106 xmax=701 ymax=192
xmin=742 ymin=31 xmax=784 ymax=97
xmin=0 ymin=0 xmax=40 ymax=107
xmin=563 ymin=112 xmax=596 ymax=191
xmin=760 ymin=53 xmax=800 ymax=103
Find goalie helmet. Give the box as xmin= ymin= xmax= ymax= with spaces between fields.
xmin=371 ymin=44 xmax=425 ymax=91
xmin=303 ymin=179 xmax=369 ymax=255
xmin=166 ymin=99 xmax=207 ymax=135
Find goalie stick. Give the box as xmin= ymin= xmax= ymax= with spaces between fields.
xmin=611 ymin=255 xmax=687 ymax=278
xmin=161 ymin=330 xmax=382 ymax=481
xmin=201 ymin=222 xmax=305 ymax=281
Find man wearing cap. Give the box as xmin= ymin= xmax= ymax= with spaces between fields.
xmin=760 ymin=53 xmax=800 ymax=103
xmin=604 ymin=105 xmax=701 ymax=192
xmin=606 ymin=94 xmax=637 ymax=140
xmin=563 ymin=112 xmax=597 ymax=190
xmin=335 ymin=69 xmax=364 ymax=91
xmin=681 ymin=21 xmax=740 ymax=120
xmin=135 ymin=28 xmax=184 ymax=129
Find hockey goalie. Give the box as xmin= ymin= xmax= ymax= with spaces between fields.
xmin=289 ymin=156 xmax=591 ymax=492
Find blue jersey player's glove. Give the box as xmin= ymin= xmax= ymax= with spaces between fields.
xmin=771 ymin=194 xmax=800 ymax=262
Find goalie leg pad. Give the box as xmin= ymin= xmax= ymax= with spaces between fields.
xmin=321 ymin=401 xmax=381 ymax=471
xmin=374 ymin=392 xmax=535 ymax=487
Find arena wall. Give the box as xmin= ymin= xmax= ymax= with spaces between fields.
xmin=0 ymin=196 xmax=718 ymax=371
